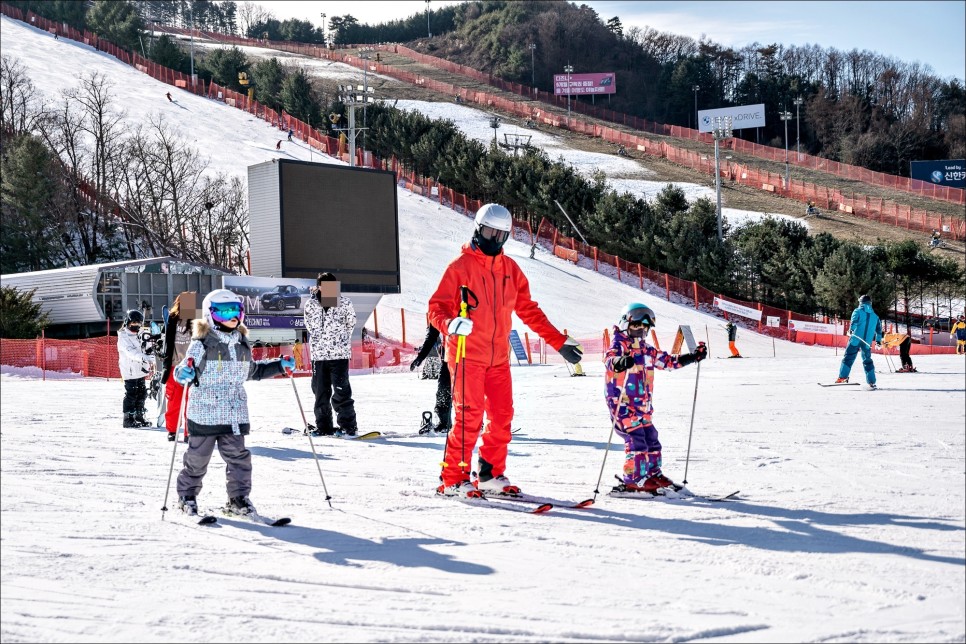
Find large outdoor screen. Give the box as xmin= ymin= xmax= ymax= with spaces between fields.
xmin=278 ymin=160 xmax=400 ymax=293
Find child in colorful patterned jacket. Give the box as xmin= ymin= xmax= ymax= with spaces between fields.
xmin=604 ymin=303 xmax=707 ymax=493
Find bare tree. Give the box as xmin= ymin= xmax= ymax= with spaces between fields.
xmin=0 ymin=55 xmax=46 ymax=135
xmin=117 ymin=116 xmax=249 ymax=270
xmin=236 ymin=1 xmax=271 ymax=38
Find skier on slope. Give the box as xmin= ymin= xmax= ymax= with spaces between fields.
xmin=117 ymin=309 xmax=154 ymax=428
xmin=725 ymin=320 xmax=742 ymax=358
xmin=835 ymin=294 xmax=883 ymax=389
xmin=604 ymin=303 xmax=707 ymax=493
xmin=172 ymin=289 xmax=295 ymax=518
xmin=427 ymin=203 xmax=584 ymax=498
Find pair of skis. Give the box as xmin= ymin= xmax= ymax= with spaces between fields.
xmin=441 ymin=491 xmax=594 ymax=514
xmin=174 ymin=506 xmax=291 ymax=527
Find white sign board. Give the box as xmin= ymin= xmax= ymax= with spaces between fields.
xmin=766 ymin=316 xmax=781 ymax=328
xmin=713 ymin=297 xmax=762 ymax=322
xmin=788 ymin=320 xmax=838 ymax=334
xmin=698 ymin=103 xmax=766 ymax=133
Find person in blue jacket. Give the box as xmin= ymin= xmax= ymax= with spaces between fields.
xmin=836 ymin=294 xmax=883 ymax=389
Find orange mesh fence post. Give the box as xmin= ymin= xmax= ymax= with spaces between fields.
xmin=400 ymin=308 xmax=407 ymax=347
xmin=524 ymin=332 xmax=533 ymax=364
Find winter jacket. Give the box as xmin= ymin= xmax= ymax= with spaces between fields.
xmin=160 ymin=316 xmax=193 ymax=385
xmin=428 ymin=242 xmax=566 ymax=367
xmin=603 ymin=327 xmax=685 ymax=427
xmin=117 ymin=327 xmax=152 ymax=381
xmin=847 ymin=302 xmax=883 ymax=347
xmin=303 ymin=295 xmax=356 ymax=361
xmin=178 ymin=321 xmax=286 ymax=437
xmin=951 ymin=320 xmax=966 ymax=340
xmin=726 ymin=322 xmax=738 ymax=341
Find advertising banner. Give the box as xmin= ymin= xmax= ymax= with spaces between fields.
xmin=713 ymin=297 xmax=762 ymax=321
xmin=698 ymin=104 xmax=766 ymax=133
xmin=788 ymin=320 xmax=838 ymax=334
xmin=553 ymin=72 xmax=616 ymax=96
xmin=910 ymin=160 xmax=965 ymax=188
xmin=222 ymin=275 xmax=315 ymax=329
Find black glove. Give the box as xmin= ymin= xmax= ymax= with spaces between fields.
xmin=677 ymin=342 xmax=708 ymax=366
xmin=409 ymin=359 xmax=421 ymax=372
xmin=558 ymin=337 xmax=583 ymax=365
xmin=612 ymin=355 xmax=635 ymax=373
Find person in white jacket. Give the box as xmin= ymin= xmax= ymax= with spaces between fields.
xmin=303 ymin=272 xmax=358 ymax=436
xmin=117 ymin=309 xmax=154 ymax=427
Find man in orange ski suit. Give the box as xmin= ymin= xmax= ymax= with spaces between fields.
xmin=428 ymin=204 xmax=583 ymax=497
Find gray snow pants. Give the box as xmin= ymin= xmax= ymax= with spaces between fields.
xmin=176 ymin=434 xmax=252 ymax=499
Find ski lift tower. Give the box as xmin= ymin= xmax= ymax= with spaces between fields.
xmin=502 ymin=132 xmax=532 ymax=156
xmin=334 ymin=84 xmax=375 ymax=167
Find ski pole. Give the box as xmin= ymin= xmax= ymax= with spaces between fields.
xmin=593 ymin=339 xmax=637 ymax=501
xmin=681 ymin=359 xmax=702 ymax=485
xmin=288 ymin=370 xmax=333 ymax=508
xmin=848 ymin=333 xmax=887 ymax=374
xmin=161 ymin=358 xmax=193 ymax=520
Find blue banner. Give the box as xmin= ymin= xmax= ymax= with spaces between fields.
xmin=910 ymin=160 xmax=965 ymax=188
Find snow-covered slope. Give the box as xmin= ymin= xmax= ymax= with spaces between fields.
xmin=1 ymin=15 xmax=964 ymax=643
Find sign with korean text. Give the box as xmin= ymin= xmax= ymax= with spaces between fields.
xmin=698 ymin=104 xmax=766 ymax=133
xmin=553 ymin=72 xmax=616 ymax=96
xmin=910 ymin=160 xmax=965 ymax=188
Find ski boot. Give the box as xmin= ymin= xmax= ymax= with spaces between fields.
xmin=226 ymin=496 xmax=256 ymax=516
xmin=179 ymin=495 xmax=198 ymax=516
xmin=419 ymin=411 xmax=435 ymax=435
xmin=134 ymin=409 xmax=151 ymax=427
xmin=123 ymin=412 xmax=138 ymax=428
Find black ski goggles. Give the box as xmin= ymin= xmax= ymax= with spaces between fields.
xmin=624 ymin=307 xmax=655 ymax=327
xmin=478 ymin=224 xmax=510 ymax=244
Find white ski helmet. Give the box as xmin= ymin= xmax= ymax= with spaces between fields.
xmin=472 ymin=203 xmax=512 ymax=256
xmin=202 ymin=289 xmax=245 ymax=327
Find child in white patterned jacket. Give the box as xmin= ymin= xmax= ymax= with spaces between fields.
xmin=172 ymin=289 xmax=294 ymax=518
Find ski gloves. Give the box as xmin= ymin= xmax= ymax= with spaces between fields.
xmin=558 ymin=337 xmax=583 ymax=365
xmin=612 ymin=355 xmax=635 ymax=372
xmin=280 ymin=355 xmax=296 ymax=374
xmin=173 ymin=362 xmax=196 ymax=385
xmin=447 ymin=318 xmax=473 ymax=336
xmin=409 ymin=358 xmax=421 ymax=371
xmin=677 ymin=342 xmax=708 ymax=366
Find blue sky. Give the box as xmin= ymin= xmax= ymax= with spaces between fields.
xmin=259 ymin=1 xmax=965 ymax=81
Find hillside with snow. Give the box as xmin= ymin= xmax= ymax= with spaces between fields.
xmin=1 ymin=15 xmax=964 ymax=643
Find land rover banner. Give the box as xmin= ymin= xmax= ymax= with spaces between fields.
xmin=222 ymin=275 xmax=316 ymax=329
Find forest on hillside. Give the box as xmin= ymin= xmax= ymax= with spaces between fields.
xmin=7 ymin=0 xmax=964 ymax=179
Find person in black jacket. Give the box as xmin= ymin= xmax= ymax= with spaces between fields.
xmin=410 ymin=324 xmax=452 ymax=434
